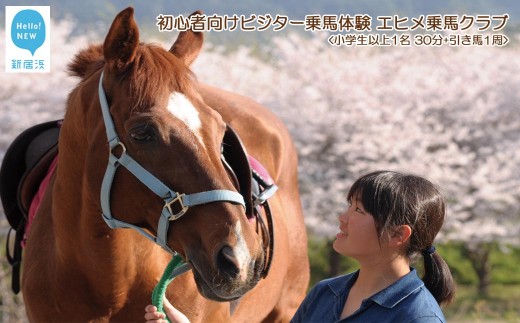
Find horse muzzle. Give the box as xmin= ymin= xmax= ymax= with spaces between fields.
xmin=187 ymin=245 xmax=264 ymax=301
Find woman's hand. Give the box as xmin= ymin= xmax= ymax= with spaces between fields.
xmin=144 ymin=304 xmax=168 ymax=323
xmin=144 ymin=297 xmax=190 ymax=323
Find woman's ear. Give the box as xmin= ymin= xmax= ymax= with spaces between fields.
xmin=390 ymin=225 xmax=412 ymax=248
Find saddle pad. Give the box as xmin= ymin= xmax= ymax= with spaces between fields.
xmin=22 ymin=155 xmax=58 ymax=247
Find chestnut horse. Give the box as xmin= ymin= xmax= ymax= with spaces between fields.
xmin=21 ymin=7 xmax=309 ymax=323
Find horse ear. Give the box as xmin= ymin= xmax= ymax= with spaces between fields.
xmin=103 ymin=7 xmax=139 ymax=72
xmin=169 ymin=11 xmax=204 ymax=66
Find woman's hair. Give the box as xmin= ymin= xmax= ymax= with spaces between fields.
xmin=347 ymin=170 xmax=455 ymax=305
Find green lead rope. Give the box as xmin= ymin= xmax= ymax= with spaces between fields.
xmin=152 ymin=255 xmax=191 ymax=321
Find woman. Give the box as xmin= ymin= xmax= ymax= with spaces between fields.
xmin=291 ymin=171 xmax=454 ymax=322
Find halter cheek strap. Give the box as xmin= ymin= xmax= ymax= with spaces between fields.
xmin=98 ymin=71 xmax=245 ymax=254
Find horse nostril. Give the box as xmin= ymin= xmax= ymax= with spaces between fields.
xmin=216 ymin=245 xmax=240 ymax=278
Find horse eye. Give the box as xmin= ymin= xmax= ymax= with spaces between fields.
xmin=130 ymin=128 xmax=154 ymax=142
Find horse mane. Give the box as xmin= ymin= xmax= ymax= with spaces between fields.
xmin=67 ymin=42 xmax=195 ymax=109
xmin=67 ymin=44 xmax=104 ymax=79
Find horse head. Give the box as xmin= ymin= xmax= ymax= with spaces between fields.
xmin=67 ymin=7 xmax=265 ymax=301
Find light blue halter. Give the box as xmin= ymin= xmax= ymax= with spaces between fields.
xmin=97 ymin=71 xmax=246 ymax=255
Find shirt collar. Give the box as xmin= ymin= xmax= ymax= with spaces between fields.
xmin=327 ymin=268 xmax=424 ymax=308
xmin=369 ymin=268 xmax=424 ymax=308
xmin=328 ymin=270 xmax=359 ymax=297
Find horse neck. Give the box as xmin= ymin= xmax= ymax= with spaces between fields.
xmin=50 ymin=91 xmax=160 ymax=297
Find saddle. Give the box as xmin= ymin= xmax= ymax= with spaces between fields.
xmin=0 ymin=121 xmax=276 ymax=293
xmin=0 ymin=120 xmax=61 ymax=294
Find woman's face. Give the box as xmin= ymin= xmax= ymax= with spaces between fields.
xmin=333 ymin=197 xmax=385 ymax=261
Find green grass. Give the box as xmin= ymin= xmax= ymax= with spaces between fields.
xmin=444 ymin=284 xmax=520 ymax=322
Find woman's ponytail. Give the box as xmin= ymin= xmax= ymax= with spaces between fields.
xmin=422 ymin=246 xmax=456 ymax=306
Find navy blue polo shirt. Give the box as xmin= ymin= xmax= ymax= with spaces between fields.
xmin=291 ymin=268 xmax=446 ymax=323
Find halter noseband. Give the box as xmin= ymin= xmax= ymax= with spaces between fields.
xmin=98 ymin=71 xmax=245 ymax=254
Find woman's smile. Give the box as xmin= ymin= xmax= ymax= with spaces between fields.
xmin=336 ymin=227 xmax=348 ymax=239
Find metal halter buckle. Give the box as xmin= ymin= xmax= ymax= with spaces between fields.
xmin=165 ymin=193 xmax=188 ymax=221
xmin=110 ymin=141 xmax=126 ymax=159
